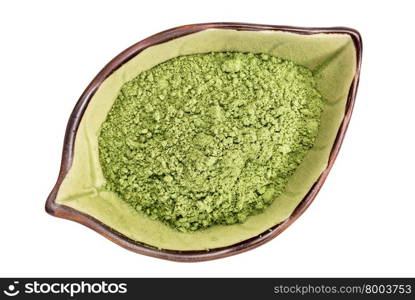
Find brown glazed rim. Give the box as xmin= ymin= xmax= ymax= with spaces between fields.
xmin=45 ymin=22 xmax=362 ymax=262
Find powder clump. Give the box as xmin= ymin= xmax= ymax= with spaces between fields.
xmin=98 ymin=52 xmax=324 ymax=232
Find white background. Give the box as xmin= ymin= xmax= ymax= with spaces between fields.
xmin=1 ymin=0 xmax=414 ymax=277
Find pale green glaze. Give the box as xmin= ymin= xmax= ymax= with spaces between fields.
xmin=56 ymin=29 xmax=356 ymax=250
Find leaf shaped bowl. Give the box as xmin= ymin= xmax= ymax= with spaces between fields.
xmin=46 ymin=23 xmax=362 ymax=262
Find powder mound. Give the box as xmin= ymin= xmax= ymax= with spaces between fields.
xmin=98 ymin=52 xmax=324 ymax=232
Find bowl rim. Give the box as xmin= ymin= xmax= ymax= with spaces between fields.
xmin=45 ymin=22 xmax=362 ymax=262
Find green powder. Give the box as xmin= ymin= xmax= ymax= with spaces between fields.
xmin=98 ymin=52 xmax=323 ymax=232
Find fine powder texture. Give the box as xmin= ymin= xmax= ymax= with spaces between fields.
xmin=98 ymin=52 xmax=324 ymax=232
